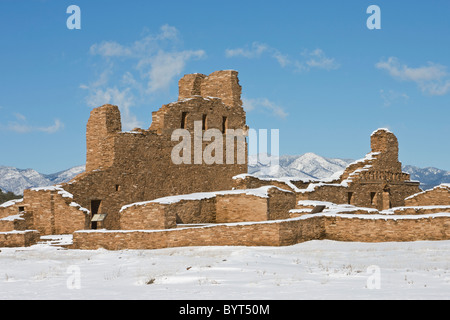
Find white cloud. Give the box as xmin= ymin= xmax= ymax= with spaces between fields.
xmin=302 ymin=48 xmax=340 ymax=71
xmin=38 ymin=119 xmax=64 ymax=133
xmin=376 ymin=57 xmax=450 ymax=96
xmin=380 ymin=89 xmax=409 ymax=107
xmin=142 ymin=49 xmax=205 ymax=93
xmin=0 ymin=114 xmax=64 ymax=134
xmin=89 ymin=41 xmax=132 ymax=57
xmin=225 ymin=42 xmax=269 ymax=59
xmin=82 ymin=24 xmax=206 ymax=130
xmin=85 ymin=86 xmax=140 ymax=131
xmin=226 ymin=42 xmax=339 ymax=72
xmin=243 ymin=97 xmax=288 ymax=119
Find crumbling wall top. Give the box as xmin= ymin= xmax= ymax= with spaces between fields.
xmin=178 ymin=70 xmax=242 ymax=109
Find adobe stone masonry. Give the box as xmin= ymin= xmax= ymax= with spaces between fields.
xmin=63 ymin=70 xmax=248 ymax=230
xmin=0 ymin=70 xmax=449 ymax=249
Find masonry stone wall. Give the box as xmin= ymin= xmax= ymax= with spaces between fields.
xmin=323 ymin=215 xmax=450 ymax=242
xmin=72 ymin=222 xmax=285 ymax=250
xmin=22 ymin=188 xmax=90 ymax=235
xmin=120 ymin=202 xmax=177 ymax=230
xmin=232 ymin=175 xmax=302 ymax=192
xmin=0 ymin=230 xmax=40 ymax=248
xmin=405 ymin=184 xmax=450 ymax=207
xmin=120 ymin=186 xmax=295 ymax=229
xmin=215 ymin=194 xmax=268 ymax=223
xmin=72 ymin=212 xmax=450 ymax=250
xmin=178 ymin=70 xmax=243 ymax=109
xmin=295 ymin=129 xmax=421 ymax=211
xmin=0 ymin=214 xmax=28 ymax=232
xmin=63 ymin=70 xmax=248 ymax=230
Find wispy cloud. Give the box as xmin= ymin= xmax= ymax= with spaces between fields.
xmin=225 ymin=42 xmax=269 ymax=59
xmin=376 ymin=57 xmax=450 ymax=96
xmin=226 ymin=42 xmax=339 ymax=72
xmin=82 ymin=24 xmax=206 ymax=130
xmin=0 ymin=113 xmax=64 ymax=134
xmin=243 ymin=97 xmax=288 ymax=119
xmin=380 ymin=89 xmax=409 ymax=107
xmin=301 ymin=48 xmax=340 ymax=71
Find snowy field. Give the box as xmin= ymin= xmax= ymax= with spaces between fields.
xmin=0 ymin=236 xmax=449 ymax=300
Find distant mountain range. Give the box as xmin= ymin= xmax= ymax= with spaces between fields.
xmin=249 ymin=153 xmax=450 ymax=191
xmin=0 ymin=153 xmax=449 ymax=196
xmin=0 ymin=165 xmax=85 ymax=195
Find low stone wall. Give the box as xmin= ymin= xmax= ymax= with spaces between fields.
xmin=72 ymin=222 xmax=290 ymax=250
xmin=0 ymin=199 xmax=24 ymax=219
xmin=23 ymin=187 xmax=90 ymax=235
xmin=0 ymin=214 xmax=28 ymax=232
xmin=72 ymin=212 xmax=450 ymax=250
xmin=322 ymin=213 xmax=450 ymax=242
xmin=119 ymin=186 xmax=295 ymax=229
xmin=0 ymin=230 xmax=40 ymax=248
xmin=215 ymin=194 xmax=267 ymax=223
xmin=405 ymin=184 xmax=450 ymax=207
xmin=120 ymin=202 xmax=177 ymax=230
xmin=386 ymin=205 xmax=450 ymax=215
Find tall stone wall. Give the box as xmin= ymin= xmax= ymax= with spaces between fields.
xmin=120 ymin=202 xmax=177 ymax=230
xmin=296 ymin=129 xmax=421 ymax=210
xmin=178 ymin=70 xmax=243 ymax=109
xmin=86 ymin=104 xmax=121 ymax=172
xmin=63 ymin=70 xmax=248 ymax=230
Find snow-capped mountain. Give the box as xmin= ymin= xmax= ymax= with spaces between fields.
xmin=249 ymin=153 xmax=449 ymax=191
xmin=0 ymin=165 xmax=85 ymax=195
xmin=402 ymin=165 xmax=450 ymax=191
xmin=0 ymin=153 xmax=448 ymax=195
xmin=248 ymin=153 xmax=354 ymax=180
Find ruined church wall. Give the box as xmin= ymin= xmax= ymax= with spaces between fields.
xmin=323 ymin=215 xmax=450 ymax=242
xmin=296 ymin=185 xmax=348 ymax=205
xmin=67 ymin=87 xmax=248 ymax=230
xmin=215 ymin=194 xmax=268 ymax=223
xmin=405 ymin=186 xmax=450 ymax=207
xmin=65 ymin=128 xmax=247 ymax=229
xmin=267 ymin=189 xmax=297 ymax=220
xmin=120 ymin=202 xmax=177 ymax=230
xmin=0 ymin=230 xmax=40 ymax=248
xmin=22 ymin=189 xmax=89 ymax=235
xmin=72 ymin=212 xmax=450 ymax=250
xmin=232 ymin=175 xmax=298 ymax=193
xmin=178 ymin=70 xmax=243 ymax=109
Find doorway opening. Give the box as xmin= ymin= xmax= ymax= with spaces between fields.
xmin=91 ymin=200 xmax=102 ymax=229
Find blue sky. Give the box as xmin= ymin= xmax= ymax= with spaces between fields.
xmin=0 ymin=0 xmax=449 ymax=173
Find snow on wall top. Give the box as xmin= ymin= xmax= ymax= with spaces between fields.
xmin=76 ymin=210 xmax=450 ymax=235
xmin=30 ymin=185 xmax=90 ymax=215
xmin=232 ymin=173 xmax=316 ymax=192
xmin=0 ymin=198 xmax=23 ymax=208
xmin=405 ymin=183 xmax=450 ymax=200
xmin=30 ymin=185 xmax=73 ymax=198
xmin=120 ymin=185 xmax=292 ymax=213
xmin=371 ymin=128 xmax=393 ymax=136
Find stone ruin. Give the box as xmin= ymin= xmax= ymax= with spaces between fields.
xmin=0 ymin=70 xmax=449 ymax=249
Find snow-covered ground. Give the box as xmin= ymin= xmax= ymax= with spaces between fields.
xmin=0 ymin=236 xmax=449 ymax=300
